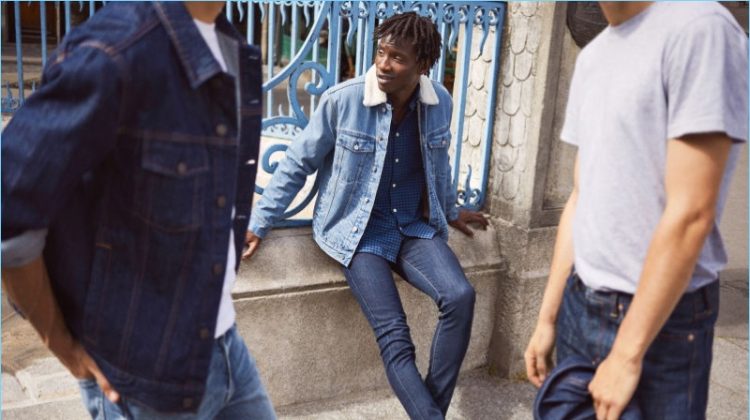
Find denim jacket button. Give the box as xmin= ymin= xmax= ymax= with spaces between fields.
xmin=217 ymin=195 xmax=227 ymax=208
xmin=177 ymin=162 xmax=188 ymax=175
xmin=372 ymin=166 xmax=377 ymax=173
xmin=212 ymin=263 xmax=223 ymax=276
xmin=354 ymin=143 xmax=360 ymax=151
xmin=351 ymin=226 xmax=358 ymax=233
xmin=215 ymin=123 xmax=228 ymax=136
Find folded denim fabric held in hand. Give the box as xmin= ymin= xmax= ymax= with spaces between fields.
xmin=534 ymin=355 xmax=643 ymax=420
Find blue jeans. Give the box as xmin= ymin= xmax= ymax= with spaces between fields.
xmin=79 ymin=325 xmax=276 ymax=419
xmin=342 ymin=237 xmax=476 ymax=420
xmin=556 ymin=272 xmax=719 ymax=420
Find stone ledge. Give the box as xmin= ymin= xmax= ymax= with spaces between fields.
xmin=232 ymin=223 xmax=506 ymax=407
xmin=235 ymin=224 xmax=503 ymax=298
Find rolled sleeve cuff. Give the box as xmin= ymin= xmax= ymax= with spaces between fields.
xmin=2 ymin=229 xmax=48 ymax=267
xmin=247 ymin=216 xmax=270 ymax=239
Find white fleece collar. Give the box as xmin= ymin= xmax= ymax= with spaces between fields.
xmin=362 ymin=65 xmax=439 ymax=107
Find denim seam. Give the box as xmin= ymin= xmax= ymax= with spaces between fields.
xmin=686 ymin=328 xmax=698 ymax=416
xmin=347 ymin=270 xmax=424 ymax=420
xmin=88 ymin=244 xmax=112 ymax=345
xmin=224 ymin=338 xmax=234 ymax=405
xmin=400 ymin=254 xmax=443 ymax=378
xmin=155 ymin=232 xmax=198 ymax=377
xmin=117 ymin=186 xmax=153 ymax=367
xmin=121 ymin=128 xmax=238 ymax=146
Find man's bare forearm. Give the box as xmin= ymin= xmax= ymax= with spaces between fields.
xmin=609 ymin=209 xmax=714 ymax=361
xmin=537 ymin=189 xmax=577 ymax=324
xmin=2 ymin=257 xmax=77 ymax=361
xmin=537 ymin=156 xmax=580 ymax=325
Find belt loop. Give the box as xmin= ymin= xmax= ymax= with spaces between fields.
xmin=701 ymin=284 xmax=711 ymax=313
xmin=610 ymin=293 xmax=620 ymax=319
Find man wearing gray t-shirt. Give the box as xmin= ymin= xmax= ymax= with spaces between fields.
xmin=525 ymin=2 xmax=747 ymax=419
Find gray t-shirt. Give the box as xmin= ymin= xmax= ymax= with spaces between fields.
xmin=561 ymin=2 xmax=748 ymax=293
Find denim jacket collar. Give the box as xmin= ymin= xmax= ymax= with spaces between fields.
xmin=153 ymin=1 xmax=227 ymax=90
xmin=362 ymin=65 xmax=440 ymax=107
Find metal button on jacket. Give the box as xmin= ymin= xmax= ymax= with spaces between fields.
xmin=212 ymin=263 xmax=223 ymax=276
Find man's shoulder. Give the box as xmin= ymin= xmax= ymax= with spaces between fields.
xmin=323 ymin=75 xmax=366 ymax=101
xmin=654 ymin=2 xmax=744 ymax=39
xmin=60 ymin=3 xmax=160 ymax=58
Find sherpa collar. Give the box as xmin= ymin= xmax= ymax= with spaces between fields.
xmin=362 ymin=65 xmax=439 ymax=107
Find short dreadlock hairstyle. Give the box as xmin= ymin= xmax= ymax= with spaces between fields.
xmin=374 ymin=12 xmax=442 ymax=70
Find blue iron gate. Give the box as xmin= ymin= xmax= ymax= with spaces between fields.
xmin=2 ymin=0 xmax=506 ymax=226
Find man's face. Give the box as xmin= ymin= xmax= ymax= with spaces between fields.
xmin=374 ymin=36 xmax=425 ymax=96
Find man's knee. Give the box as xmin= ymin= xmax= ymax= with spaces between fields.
xmin=443 ymin=283 xmax=476 ymax=314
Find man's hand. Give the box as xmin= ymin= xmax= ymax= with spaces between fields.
xmin=242 ymin=231 xmax=262 ymax=260
xmin=524 ymin=320 xmax=556 ymax=388
xmin=588 ymin=349 xmax=642 ymax=420
xmin=2 ymin=257 xmax=119 ymax=402
xmin=448 ymin=210 xmax=489 ymax=237
xmin=61 ymin=340 xmax=120 ymax=402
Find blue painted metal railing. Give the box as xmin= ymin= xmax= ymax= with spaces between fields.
xmin=3 ymin=1 xmax=99 ymax=114
xmin=3 ymin=0 xmax=506 ymax=226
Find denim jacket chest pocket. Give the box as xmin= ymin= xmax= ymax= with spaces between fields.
xmin=335 ymin=133 xmax=376 ymax=183
xmin=426 ymin=131 xmax=450 ymax=176
xmin=135 ymin=137 xmax=209 ymax=232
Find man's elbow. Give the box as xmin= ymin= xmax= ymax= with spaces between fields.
xmin=667 ymin=204 xmax=716 ymax=240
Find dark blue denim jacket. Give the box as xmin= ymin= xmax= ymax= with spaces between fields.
xmin=1 ymin=2 xmax=261 ymax=413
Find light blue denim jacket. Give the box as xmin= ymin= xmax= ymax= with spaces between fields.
xmin=249 ymin=65 xmax=458 ymax=266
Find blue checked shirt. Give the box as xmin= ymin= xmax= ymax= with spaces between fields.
xmin=356 ymin=93 xmax=436 ymax=262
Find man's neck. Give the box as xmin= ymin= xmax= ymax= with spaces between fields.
xmin=388 ymin=84 xmax=419 ymax=111
xmin=184 ymin=1 xmax=224 ymax=24
xmin=598 ymin=2 xmax=653 ymax=26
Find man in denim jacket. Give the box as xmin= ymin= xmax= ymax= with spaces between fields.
xmin=2 ymin=2 xmax=276 ymax=418
xmin=245 ymin=13 xmax=487 ymax=419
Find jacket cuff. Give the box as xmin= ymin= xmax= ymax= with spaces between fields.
xmin=247 ymin=216 xmax=270 ymax=239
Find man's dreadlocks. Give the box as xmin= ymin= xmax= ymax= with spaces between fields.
xmin=374 ymin=12 xmax=442 ymax=70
